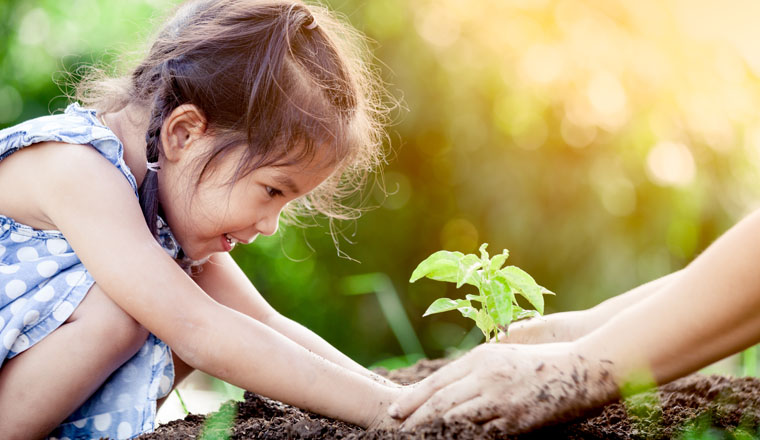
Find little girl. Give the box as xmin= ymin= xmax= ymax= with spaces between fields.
xmin=0 ymin=1 xmax=403 ymax=438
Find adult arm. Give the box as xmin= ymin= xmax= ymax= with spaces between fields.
xmin=393 ymin=208 xmax=760 ymax=433
xmin=34 ymin=143 xmax=397 ymax=428
xmin=192 ymin=252 xmax=397 ymax=386
xmin=502 ymin=269 xmax=683 ymax=344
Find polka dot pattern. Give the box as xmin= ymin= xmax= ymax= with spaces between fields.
xmin=46 ymin=238 xmax=68 ymax=255
xmin=159 ymin=374 xmax=172 ymax=396
xmin=52 ymin=302 xmax=74 ymax=322
xmin=33 ymin=285 xmax=55 ymax=302
xmin=5 ymin=279 xmax=26 ymax=299
xmin=66 ymin=271 xmax=86 ymax=287
xmin=16 ymin=247 xmax=38 ymax=262
xmin=10 ymin=232 xmax=31 ymax=243
xmin=94 ymin=413 xmax=112 ymax=431
xmin=10 ymin=333 xmax=29 ymax=352
xmin=117 ymin=421 xmax=133 ymax=438
xmin=37 ymin=260 xmax=59 ymax=277
xmin=2 ymin=328 xmax=19 ymax=350
xmin=23 ymin=310 xmax=39 ymax=326
xmin=2 ymin=104 xmax=177 ymax=439
xmin=10 ymin=298 xmax=28 ymax=315
xmin=0 ymin=264 xmax=19 ymax=274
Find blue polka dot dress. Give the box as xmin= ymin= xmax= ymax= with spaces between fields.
xmin=0 ymin=104 xmax=178 ymax=439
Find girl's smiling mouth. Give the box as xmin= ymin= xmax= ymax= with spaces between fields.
xmin=223 ymin=233 xmax=238 ymax=252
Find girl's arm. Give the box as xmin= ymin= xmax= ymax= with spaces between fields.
xmin=502 ymin=269 xmax=683 ymax=344
xmin=36 ymin=143 xmax=397 ymax=428
xmin=394 ymin=208 xmax=760 ymax=432
xmin=192 ymin=252 xmax=396 ymax=386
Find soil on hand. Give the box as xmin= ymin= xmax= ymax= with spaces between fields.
xmin=137 ymin=359 xmax=760 ymax=439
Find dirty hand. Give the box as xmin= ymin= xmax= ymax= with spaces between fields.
xmin=388 ymin=342 xmax=617 ymax=434
xmin=365 ymin=385 xmax=408 ymax=430
xmin=500 ymin=310 xmax=598 ymax=344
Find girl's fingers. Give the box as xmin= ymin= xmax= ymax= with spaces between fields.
xmin=387 ymin=361 xmax=470 ymax=420
xmin=399 ymin=379 xmax=481 ymax=429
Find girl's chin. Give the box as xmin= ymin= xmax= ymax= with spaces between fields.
xmin=179 ymin=244 xmax=212 ymax=263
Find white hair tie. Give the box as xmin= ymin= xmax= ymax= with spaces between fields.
xmin=147 ymin=162 xmax=161 ymax=172
xmin=304 ymin=18 xmax=318 ymax=30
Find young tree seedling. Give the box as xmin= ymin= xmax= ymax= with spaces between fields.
xmin=410 ymin=243 xmax=554 ymax=342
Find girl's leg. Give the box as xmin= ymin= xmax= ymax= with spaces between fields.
xmin=0 ymin=283 xmax=148 ymax=440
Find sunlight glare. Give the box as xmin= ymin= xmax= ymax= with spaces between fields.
xmin=646 ymin=141 xmax=696 ymax=187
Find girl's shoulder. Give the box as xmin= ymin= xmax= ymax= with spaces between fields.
xmin=0 ymin=104 xmax=141 ymax=232
xmin=0 ymin=104 xmax=138 ymax=194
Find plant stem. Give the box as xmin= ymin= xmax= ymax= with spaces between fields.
xmin=175 ymin=389 xmax=189 ymax=415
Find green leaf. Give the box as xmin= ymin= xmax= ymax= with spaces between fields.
xmin=478 ymin=243 xmax=490 ymax=263
xmin=483 ymin=278 xmax=513 ymax=327
xmin=541 ymin=286 xmax=556 ymax=295
xmin=475 ymin=308 xmax=495 ymax=340
xmin=422 ymin=297 xmax=471 ymax=316
xmin=456 ymin=254 xmax=482 ymax=288
xmin=410 ymin=250 xmax=464 ymax=283
xmin=465 ymin=293 xmax=484 ymax=303
xmin=513 ymin=308 xmax=540 ymax=321
xmin=457 ymin=306 xmax=478 ymax=321
xmin=498 ymin=266 xmax=545 ymax=314
xmin=489 ymin=249 xmax=510 ymax=272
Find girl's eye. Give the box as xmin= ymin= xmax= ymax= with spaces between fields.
xmin=266 ymin=186 xmax=284 ymax=198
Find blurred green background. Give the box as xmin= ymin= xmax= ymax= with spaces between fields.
xmin=4 ymin=0 xmax=760 ymax=368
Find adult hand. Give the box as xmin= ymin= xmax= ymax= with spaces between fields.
xmin=500 ymin=310 xmax=597 ymax=344
xmin=389 ymin=342 xmax=618 ymax=434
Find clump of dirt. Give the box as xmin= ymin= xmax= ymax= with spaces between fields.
xmin=137 ymin=359 xmax=760 ymax=439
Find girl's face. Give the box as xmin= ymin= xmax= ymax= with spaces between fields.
xmin=158 ymin=135 xmax=336 ymax=261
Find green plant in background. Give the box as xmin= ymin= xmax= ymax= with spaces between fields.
xmin=743 ymin=345 xmax=758 ymax=377
xmin=410 ymin=243 xmax=554 ymax=342
xmin=341 ymin=272 xmax=426 ymax=370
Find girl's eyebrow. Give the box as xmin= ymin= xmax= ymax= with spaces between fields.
xmin=273 ymin=174 xmax=300 ymax=194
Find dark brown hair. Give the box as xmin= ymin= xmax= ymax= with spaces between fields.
xmin=78 ymin=0 xmax=389 ymax=240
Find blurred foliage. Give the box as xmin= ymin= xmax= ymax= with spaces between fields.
xmin=4 ymin=0 xmax=760 ymax=366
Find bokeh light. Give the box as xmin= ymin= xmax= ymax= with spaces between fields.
xmin=4 ymin=0 xmax=760 ymax=365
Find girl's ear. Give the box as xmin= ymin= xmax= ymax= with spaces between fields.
xmin=161 ymin=104 xmax=208 ymax=162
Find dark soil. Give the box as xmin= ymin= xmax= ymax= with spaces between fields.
xmin=137 ymin=359 xmax=760 ymax=439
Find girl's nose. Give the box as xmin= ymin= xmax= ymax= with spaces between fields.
xmin=256 ymin=212 xmax=280 ymax=237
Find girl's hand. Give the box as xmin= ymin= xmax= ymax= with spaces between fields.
xmin=365 ymin=385 xmax=407 ymax=430
xmin=500 ymin=310 xmax=598 ymax=344
xmin=388 ymin=343 xmax=618 ymax=434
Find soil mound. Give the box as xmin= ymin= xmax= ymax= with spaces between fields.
xmin=137 ymin=359 xmax=760 ymax=439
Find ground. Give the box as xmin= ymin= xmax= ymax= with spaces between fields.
xmin=137 ymin=359 xmax=760 ymax=439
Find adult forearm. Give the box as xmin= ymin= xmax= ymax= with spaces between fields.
xmin=577 ymin=210 xmax=760 ymax=390
xmin=587 ymin=269 xmax=682 ymax=319
xmin=503 ymin=270 xmax=682 ymax=344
